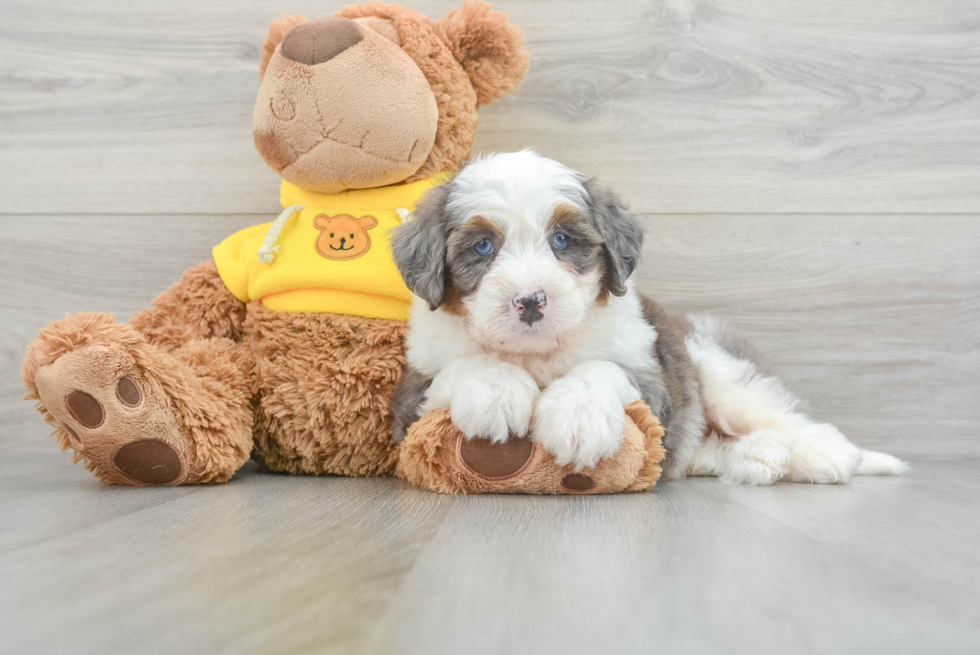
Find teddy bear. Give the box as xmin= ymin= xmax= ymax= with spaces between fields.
xmin=21 ymin=1 xmax=666 ymax=493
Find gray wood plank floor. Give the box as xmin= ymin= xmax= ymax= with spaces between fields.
xmin=1 ymin=455 xmax=978 ymax=655
xmin=3 ymin=1 xmax=979 ymax=652
xmin=3 ymin=0 xmax=980 ymax=214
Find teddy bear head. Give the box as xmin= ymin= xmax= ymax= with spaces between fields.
xmin=253 ymin=1 xmax=528 ymax=194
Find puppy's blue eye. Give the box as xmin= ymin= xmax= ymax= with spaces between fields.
xmin=552 ymin=232 xmax=570 ymax=250
xmin=474 ymin=238 xmax=494 ymax=256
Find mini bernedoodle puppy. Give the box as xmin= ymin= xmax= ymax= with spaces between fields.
xmin=390 ymin=150 xmax=907 ymax=484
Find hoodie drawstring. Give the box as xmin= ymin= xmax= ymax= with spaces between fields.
xmin=257 ymin=204 xmax=304 ymax=263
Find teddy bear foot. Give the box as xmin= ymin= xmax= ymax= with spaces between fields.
xmin=396 ymin=401 xmax=666 ymax=494
xmin=22 ymin=314 xmax=252 ymax=485
xmin=33 ymin=350 xmax=188 ymax=485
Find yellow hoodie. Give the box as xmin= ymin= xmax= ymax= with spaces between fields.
xmin=212 ymin=174 xmax=447 ymax=321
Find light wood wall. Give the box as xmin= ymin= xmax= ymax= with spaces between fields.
xmin=3 ymin=0 xmax=978 ymax=456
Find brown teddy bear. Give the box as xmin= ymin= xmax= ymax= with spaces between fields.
xmin=21 ymin=1 xmax=666 ymax=493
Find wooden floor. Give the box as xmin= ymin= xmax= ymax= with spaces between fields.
xmin=3 ymin=0 xmax=980 ymax=652
xmin=1 ymin=454 xmax=978 ymax=655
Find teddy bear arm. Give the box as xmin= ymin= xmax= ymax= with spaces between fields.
xmin=129 ymin=259 xmax=248 ymax=351
xmin=397 ymin=402 xmax=666 ymax=495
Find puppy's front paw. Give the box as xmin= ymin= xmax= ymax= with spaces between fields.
xmin=452 ymin=370 xmax=539 ymax=443
xmin=425 ymin=360 xmax=539 ymax=443
xmin=533 ymin=377 xmax=627 ymax=470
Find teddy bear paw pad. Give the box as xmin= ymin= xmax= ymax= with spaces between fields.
xmin=65 ymin=389 xmax=105 ymax=428
xmin=458 ymin=435 xmax=534 ymax=479
xmin=560 ymin=473 xmax=596 ymax=492
xmin=113 ymin=439 xmax=184 ymax=485
xmin=32 ymin=345 xmax=190 ymax=485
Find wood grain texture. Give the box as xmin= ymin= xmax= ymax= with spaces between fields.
xmin=637 ymin=214 xmax=980 ymax=457
xmin=1 ymin=0 xmax=979 ymax=214
xmin=3 ymin=3 xmax=978 ymax=653
xmin=1 ymin=455 xmax=978 ymax=655
xmin=3 ymin=214 xmax=977 ymax=457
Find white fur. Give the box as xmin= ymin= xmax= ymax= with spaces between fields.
xmin=533 ymin=360 xmax=641 ymax=470
xmin=406 ymin=151 xmax=654 ymax=469
xmin=408 ymin=289 xmax=656 ymax=469
xmin=688 ymin=429 xmax=792 ymax=485
xmin=422 ymin=355 xmax=539 ymax=443
xmin=856 ymin=450 xmax=911 ymax=476
xmin=685 ymin=314 xmax=907 ymax=483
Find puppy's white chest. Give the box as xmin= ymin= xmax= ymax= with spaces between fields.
xmin=497 ymin=352 xmax=576 ymax=388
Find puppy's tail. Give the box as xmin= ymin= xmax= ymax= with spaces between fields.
xmin=856 ymin=450 xmax=910 ymax=476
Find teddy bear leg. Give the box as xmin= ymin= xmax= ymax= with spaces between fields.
xmin=21 ymin=261 xmax=254 ymax=485
xmin=245 ymin=307 xmax=406 ymax=477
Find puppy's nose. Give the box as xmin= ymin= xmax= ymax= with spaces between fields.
xmin=281 ymin=17 xmax=363 ymax=66
xmin=514 ymin=291 xmax=547 ymax=325
xmin=339 ymin=237 xmax=346 ymax=245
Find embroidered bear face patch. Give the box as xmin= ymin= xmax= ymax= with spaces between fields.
xmin=313 ymin=214 xmax=378 ymax=261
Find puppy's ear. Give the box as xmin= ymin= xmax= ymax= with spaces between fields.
xmin=392 ymin=185 xmax=452 ymax=310
xmin=435 ymin=1 xmax=529 ymax=106
xmin=583 ymin=178 xmax=643 ymax=297
xmin=260 ymin=14 xmax=306 ymax=80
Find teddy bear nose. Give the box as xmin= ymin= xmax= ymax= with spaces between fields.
xmin=281 ymin=17 xmax=364 ymax=66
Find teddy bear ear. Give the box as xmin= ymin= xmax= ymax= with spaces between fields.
xmin=435 ymin=1 xmax=529 ymax=106
xmin=259 ymin=13 xmax=306 ymax=80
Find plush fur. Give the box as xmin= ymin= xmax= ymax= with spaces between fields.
xmin=259 ymin=13 xmax=306 ymax=80
xmin=246 ymin=305 xmax=406 ymax=476
xmin=253 ymin=2 xmax=528 ymax=193
xmin=391 ymin=151 xmax=909 ymax=484
xmin=339 ymin=1 xmax=527 ymax=184
xmin=254 ymin=16 xmax=441 ymax=193
xmin=435 ymin=0 xmax=529 ymax=106
xmin=396 ymin=400 xmax=665 ymax=494
xmin=22 ymin=3 xmax=528 ymax=486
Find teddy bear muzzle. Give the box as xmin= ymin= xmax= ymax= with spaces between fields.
xmin=280 ymin=17 xmax=364 ymax=66
xmin=253 ymin=16 xmax=439 ymax=194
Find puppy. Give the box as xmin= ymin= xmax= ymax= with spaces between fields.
xmin=390 ymin=150 xmax=907 ymax=484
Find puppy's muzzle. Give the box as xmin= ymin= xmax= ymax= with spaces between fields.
xmin=513 ymin=291 xmax=547 ymax=325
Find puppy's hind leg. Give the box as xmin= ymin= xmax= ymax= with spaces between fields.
xmin=689 ymin=428 xmax=792 ymax=485
xmin=785 ymin=419 xmax=908 ymax=482
xmin=685 ymin=315 xmax=795 ymax=484
xmin=686 ymin=314 xmax=907 ymax=484
xmin=785 ymin=419 xmax=862 ymax=483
